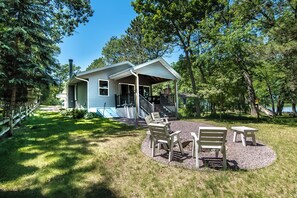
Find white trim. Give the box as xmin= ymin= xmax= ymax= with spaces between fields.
xmin=133 ymin=57 xmax=181 ymax=79
xmin=109 ymin=68 xmax=132 ymax=80
xmin=75 ymin=77 xmax=89 ymax=112
xmin=74 ymin=84 xmax=77 ymax=100
xmin=77 ymin=61 xmax=134 ymax=77
xmin=98 ymin=79 xmax=109 ymax=97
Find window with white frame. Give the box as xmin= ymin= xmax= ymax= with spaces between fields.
xmin=98 ymin=80 xmax=109 ymax=96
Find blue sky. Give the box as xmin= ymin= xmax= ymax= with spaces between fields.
xmin=58 ymin=0 xmax=180 ymax=71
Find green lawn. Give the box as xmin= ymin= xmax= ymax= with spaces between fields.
xmin=0 ymin=109 xmax=297 ymax=197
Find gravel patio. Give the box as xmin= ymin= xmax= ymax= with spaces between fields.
xmin=141 ymin=120 xmax=276 ymax=170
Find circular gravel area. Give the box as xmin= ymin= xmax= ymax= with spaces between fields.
xmin=141 ymin=121 xmax=277 ymax=170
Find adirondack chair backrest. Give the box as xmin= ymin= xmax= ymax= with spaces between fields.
xmin=198 ymin=127 xmax=227 ymax=148
xmin=148 ymin=123 xmax=170 ymax=142
xmin=151 ymin=112 xmax=168 ymax=123
xmin=151 ymin=112 xmax=161 ymax=121
xmin=151 ymin=112 xmax=162 ymax=121
xmin=145 ymin=115 xmax=153 ymax=125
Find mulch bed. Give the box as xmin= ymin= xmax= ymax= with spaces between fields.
xmin=141 ymin=120 xmax=277 ymax=171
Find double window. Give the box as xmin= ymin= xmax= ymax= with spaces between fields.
xmin=98 ymin=80 xmax=109 ymax=96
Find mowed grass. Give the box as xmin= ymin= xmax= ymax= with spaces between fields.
xmin=0 ymin=109 xmax=297 ymax=197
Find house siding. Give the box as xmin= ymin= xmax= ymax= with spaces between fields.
xmin=136 ymin=62 xmax=176 ymax=80
xmin=77 ymin=82 xmax=87 ymax=108
xmin=79 ymin=63 xmax=132 ymax=108
xmin=88 ymin=72 xmax=117 ymax=108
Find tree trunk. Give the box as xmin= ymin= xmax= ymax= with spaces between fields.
xmin=10 ymin=85 xmax=17 ymax=112
xmin=292 ymin=98 xmax=297 ymax=115
xmin=8 ymin=85 xmax=17 ymax=136
xmin=266 ymin=81 xmax=275 ymax=115
xmin=242 ymin=70 xmax=259 ymax=117
xmin=210 ymin=102 xmax=216 ymax=116
xmin=184 ymin=50 xmax=201 ymax=117
xmin=276 ymin=98 xmax=284 ymax=116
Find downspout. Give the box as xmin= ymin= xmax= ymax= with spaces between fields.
xmin=75 ymin=77 xmax=89 ymax=112
xmin=130 ymin=69 xmax=139 ymax=126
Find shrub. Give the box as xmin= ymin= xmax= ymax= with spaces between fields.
xmin=60 ymin=109 xmax=87 ymax=119
xmin=84 ymin=112 xmax=99 ymax=119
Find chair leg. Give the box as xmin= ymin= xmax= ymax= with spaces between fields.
xmin=233 ymin=131 xmax=237 ymax=142
xmin=177 ymin=138 xmax=184 ymax=155
xmin=192 ymin=139 xmax=195 ymax=158
xmin=152 ymin=141 xmax=156 ymax=157
xmin=195 ymin=143 xmax=199 ymax=168
xmin=222 ymin=148 xmax=227 ymax=169
xmin=149 ymin=135 xmax=153 ymax=148
xmin=215 ymin=149 xmax=219 ymax=158
xmin=169 ymin=142 xmax=174 ymax=162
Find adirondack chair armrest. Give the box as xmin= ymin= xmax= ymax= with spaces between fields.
xmin=169 ymin=130 xmax=181 ymax=137
xmin=163 ymin=117 xmax=169 ymax=123
xmin=191 ymin=132 xmax=198 ymax=141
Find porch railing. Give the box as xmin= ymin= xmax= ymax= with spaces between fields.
xmin=115 ymin=94 xmax=135 ymax=108
xmin=160 ymin=94 xmax=176 ymax=117
xmin=139 ymin=94 xmax=154 ymax=115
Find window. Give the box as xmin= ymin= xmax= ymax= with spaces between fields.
xmin=139 ymin=85 xmax=150 ymax=98
xmin=98 ymin=80 xmax=109 ymax=96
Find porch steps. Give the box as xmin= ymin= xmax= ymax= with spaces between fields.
xmin=96 ymin=107 xmax=120 ymax=118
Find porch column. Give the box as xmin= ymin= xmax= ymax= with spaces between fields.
xmin=174 ymin=80 xmax=179 ymax=118
xmin=135 ymin=74 xmax=139 ymax=119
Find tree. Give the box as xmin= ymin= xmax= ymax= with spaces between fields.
xmin=132 ymin=0 xmax=224 ymax=117
xmin=0 ymin=0 xmax=93 ymax=114
xmin=102 ymin=16 xmax=171 ymax=65
xmin=86 ymin=57 xmax=106 ymax=71
xmin=54 ymin=63 xmax=81 ymax=93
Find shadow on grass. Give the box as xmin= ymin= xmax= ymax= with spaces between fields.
xmin=0 ymin=189 xmax=45 ymax=198
xmin=0 ymin=110 xmax=139 ymax=197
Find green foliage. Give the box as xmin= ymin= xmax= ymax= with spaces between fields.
xmin=86 ymin=57 xmax=106 ymax=71
xmin=53 ymin=63 xmax=81 ymax=93
xmin=84 ymin=112 xmax=100 ymax=119
xmin=101 ymin=16 xmax=171 ymax=65
xmin=0 ymin=0 xmax=93 ymax=111
xmin=60 ymin=109 xmax=87 ymax=119
xmin=137 ymin=0 xmax=296 ymax=116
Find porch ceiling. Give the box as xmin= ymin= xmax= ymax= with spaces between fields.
xmin=140 ymin=74 xmax=171 ymax=84
xmin=109 ymin=71 xmax=171 ymax=85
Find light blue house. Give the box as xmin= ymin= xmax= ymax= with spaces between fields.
xmin=66 ymin=57 xmax=181 ymax=119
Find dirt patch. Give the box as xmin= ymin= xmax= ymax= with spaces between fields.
xmin=141 ymin=120 xmax=276 ymax=170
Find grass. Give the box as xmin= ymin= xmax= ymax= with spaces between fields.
xmin=0 ymin=108 xmax=297 ymax=197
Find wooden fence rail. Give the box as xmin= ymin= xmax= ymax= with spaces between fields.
xmin=0 ymin=103 xmax=39 ymax=137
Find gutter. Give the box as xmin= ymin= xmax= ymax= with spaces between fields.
xmin=130 ymin=70 xmax=139 ymax=122
xmin=75 ymin=77 xmax=90 ymax=112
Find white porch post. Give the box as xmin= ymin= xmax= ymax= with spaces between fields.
xmin=174 ymin=80 xmax=179 ymax=118
xmin=130 ymin=70 xmax=139 ymax=126
xmin=135 ymin=73 xmax=139 ymax=120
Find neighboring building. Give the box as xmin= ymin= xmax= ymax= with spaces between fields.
xmin=66 ymin=57 xmax=181 ymax=118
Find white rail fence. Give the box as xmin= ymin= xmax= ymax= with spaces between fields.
xmin=0 ymin=103 xmax=39 ymax=137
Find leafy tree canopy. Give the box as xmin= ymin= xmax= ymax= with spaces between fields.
xmin=0 ymin=0 xmax=93 ymax=110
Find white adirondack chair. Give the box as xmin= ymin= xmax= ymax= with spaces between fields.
xmin=191 ymin=127 xmax=227 ymax=169
xmin=145 ymin=115 xmax=154 ymax=148
xmin=148 ymin=123 xmax=184 ymax=162
xmin=151 ymin=112 xmax=169 ymax=124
